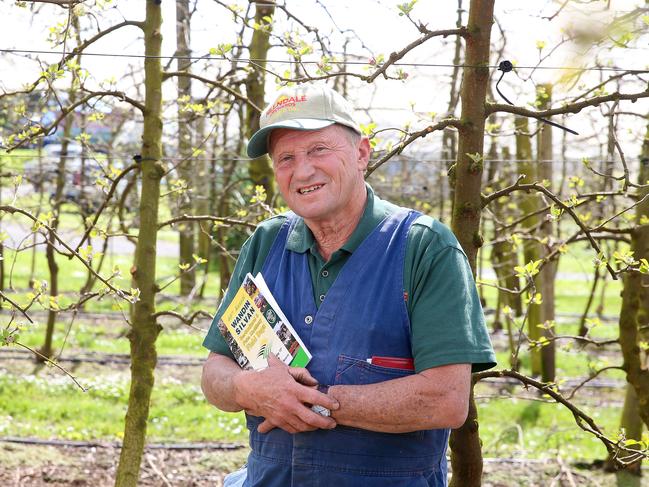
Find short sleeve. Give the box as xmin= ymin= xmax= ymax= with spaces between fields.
xmin=202 ymin=216 xmax=286 ymax=355
xmin=407 ymin=218 xmax=496 ymax=373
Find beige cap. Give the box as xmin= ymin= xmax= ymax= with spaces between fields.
xmin=247 ymin=84 xmax=361 ymax=158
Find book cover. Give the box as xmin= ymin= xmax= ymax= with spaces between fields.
xmin=217 ymin=273 xmax=311 ymax=371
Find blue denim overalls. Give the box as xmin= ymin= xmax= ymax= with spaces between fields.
xmin=244 ymin=209 xmax=450 ymax=486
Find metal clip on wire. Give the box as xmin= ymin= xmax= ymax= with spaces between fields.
xmin=495 ymin=60 xmax=578 ymax=136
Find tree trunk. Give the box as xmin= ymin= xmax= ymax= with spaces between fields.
xmin=114 ymin=2 xmax=163 ymax=485
xmin=245 ymin=0 xmax=275 ymax=200
xmin=515 ymin=116 xmax=542 ymax=376
xmin=39 ymin=102 xmax=75 ymax=361
xmin=194 ymin=115 xmax=211 ymax=298
xmin=176 ymin=0 xmax=196 ymax=296
xmin=449 ymin=1 xmax=494 ymax=485
xmin=0 ymin=156 xmax=4 ymax=291
xmin=536 ymin=84 xmax=556 ymax=383
xmin=616 ymin=120 xmax=649 ymax=440
xmin=442 ymin=0 xmax=465 ymax=221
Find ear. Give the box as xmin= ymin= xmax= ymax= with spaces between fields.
xmin=356 ymin=136 xmax=371 ymax=170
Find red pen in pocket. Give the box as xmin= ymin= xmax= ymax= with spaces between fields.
xmin=367 ymin=356 xmax=415 ymax=370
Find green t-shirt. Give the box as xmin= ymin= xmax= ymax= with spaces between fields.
xmin=203 ymin=185 xmax=496 ymax=373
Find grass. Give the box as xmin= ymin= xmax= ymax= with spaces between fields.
xmin=477 ymin=393 xmax=622 ymax=462
xmin=15 ymin=320 xmax=208 ymax=357
xmin=0 ymin=368 xmax=247 ymax=443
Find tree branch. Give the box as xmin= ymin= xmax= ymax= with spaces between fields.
xmin=151 ymin=310 xmax=212 ymax=332
xmin=365 ymin=119 xmax=461 ymax=177
xmin=162 ymin=71 xmax=260 ymax=112
xmin=71 ymin=163 xmax=139 ymax=255
xmin=0 ymin=205 xmax=127 ymax=296
xmin=475 ymin=369 xmax=649 ymax=465
xmin=0 ymin=290 xmax=34 ymax=323
xmin=0 ymin=20 xmax=143 ymax=101
xmin=487 ymin=86 xmax=649 ymax=118
xmin=365 ymin=27 xmax=468 ymax=83
xmin=481 ymin=176 xmax=618 ymax=278
xmin=7 ymin=91 xmax=144 ymax=150
xmin=23 ymin=0 xmax=83 ymax=7
xmin=158 ymin=214 xmax=256 ymax=230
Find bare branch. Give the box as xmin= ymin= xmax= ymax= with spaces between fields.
xmin=151 ymin=310 xmax=212 ymax=332
xmin=0 ymin=205 xmax=127 ymax=296
xmin=7 ymin=91 xmax=144 ymax=150
xmin=475 ymin=369 xmax=649 ymax=465
xmin=565 ymin=366 xmax=625 ymax=401
xmin=14 ymin=342 xmax=87 ymax=392
xmin=163 ymin=71 xmax=260 ymax=112
xmin=365 ymin=28 xmax=468 ymax=83
xmin=71 ymin=163 xmax=139 ymax=255
xmin=481 ymin=177 xmax=617 ymax=278
xmin=487 ymin=87 xmax=649 ymax=119
xmin=0 ymin=290 xmax=34 ymax=323
xmin=365 ymin=119 xmax=461 ymax=177
xmin=22 ymin=0 xmax=83 ymax=7
xmin=158 ymin=214 xmax=256 ymax=230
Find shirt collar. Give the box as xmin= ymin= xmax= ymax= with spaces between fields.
xmin=286 ymin=184 xmax=388 ymax=256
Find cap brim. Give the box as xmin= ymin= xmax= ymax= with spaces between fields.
xmin=246 ymin=119 xmax=336 ymax=158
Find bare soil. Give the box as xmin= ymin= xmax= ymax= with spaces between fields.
xmin=1 ymin=442 xmax=647 ymax=486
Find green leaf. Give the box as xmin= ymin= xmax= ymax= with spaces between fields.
xmin=639 ymin=258 xmax=649 ymax=274
xmin=397 ymin=0 xmax=418 ymax=16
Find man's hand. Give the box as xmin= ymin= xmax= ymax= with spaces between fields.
xmin=234 ymin=354 xmax=339 ymax=434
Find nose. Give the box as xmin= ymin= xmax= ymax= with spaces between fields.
xmin=293 ymin=153 xmax=316 ymax=180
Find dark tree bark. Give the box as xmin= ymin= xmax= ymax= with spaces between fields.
xmin=176 ymin=0 xmax=196 ymax=296
xmin=39 ymin=92 xmax=76 ymax=361
xmin=245 ymin=0 xmax=275 ymax=200
xmin=449 ymin=1 xmax=495 ymax=485
xmin=515 ymin=116 xmax=542 ymax=376
xmin=536 ymin=83 xmax=556 ymax=383
xmin=617 ymin=120 xmax=649 ymax=432
xmin=114 ymin=1 xmax=164 ymax=485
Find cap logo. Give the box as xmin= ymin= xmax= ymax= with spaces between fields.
xmin=266 ymin=94 xmax=308 ymax=117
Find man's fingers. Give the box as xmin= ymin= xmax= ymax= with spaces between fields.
xmin=296 ymin=406 xmax=337 ymax=430
xmin=257 ymin=419 xmax=276 ymax=434
xmin=287 ymin=366 xmax=318 ymax=386
xmin=266 ymin=353 xmax=286 ymax=367
xmin=257 ymin=415 xmax=322 ymax=434
xmin=300 ymin=388 xmax=340 ymax=411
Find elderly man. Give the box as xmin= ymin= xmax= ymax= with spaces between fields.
xmin=201 ymin=85 xmax=495 ymax=486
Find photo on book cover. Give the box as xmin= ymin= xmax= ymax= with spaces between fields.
xmin=217 ymin=273 xmax=311 ymax=371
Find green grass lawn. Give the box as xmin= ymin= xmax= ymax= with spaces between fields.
xmin=0 ymin=368 xmax=247 ymax=443
xmin=477 ymin=393 xmax=622 ymax=462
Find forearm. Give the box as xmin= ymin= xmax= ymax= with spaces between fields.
xmin=329 ymin=363 xmax=470 ymax=433
xmin=201 ymin=352 xmax=246 ymax=412
xmin=201 ymin=352 xmax=340 ymax=433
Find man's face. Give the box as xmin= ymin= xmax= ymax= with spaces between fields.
xmin=269 ymin=125 xmax=370 ymax=225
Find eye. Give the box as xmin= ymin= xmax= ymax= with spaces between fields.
xmin=276 ymin=154 xmax=293 ymax=165
xmin=309 ymin=145 xmax=329 ymax=156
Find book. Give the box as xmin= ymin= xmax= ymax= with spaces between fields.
xmin=217 ymin=272 xmax=311 ymax=371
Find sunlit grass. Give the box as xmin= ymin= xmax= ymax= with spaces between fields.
xmin=0 ymin=369 xmax=246 ymax=443
xmin=477 ymin=393 xmax=621 ymax=462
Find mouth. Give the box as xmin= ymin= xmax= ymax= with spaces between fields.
xmin=297 ymin=184 xmax=324 ymax=195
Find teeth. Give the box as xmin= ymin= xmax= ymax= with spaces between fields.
xmin=299 ymin=184 xmax=322 ymax=194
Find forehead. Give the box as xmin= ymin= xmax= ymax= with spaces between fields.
xmin=269 ymin=125 xmax=347 ymax=154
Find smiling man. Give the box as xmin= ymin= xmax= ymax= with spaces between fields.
xmin=201 ymin=85 xmax=496 ymax=487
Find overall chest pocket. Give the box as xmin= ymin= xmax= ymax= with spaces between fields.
xmin=334 ymin=354 xmax=415 ymax=385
